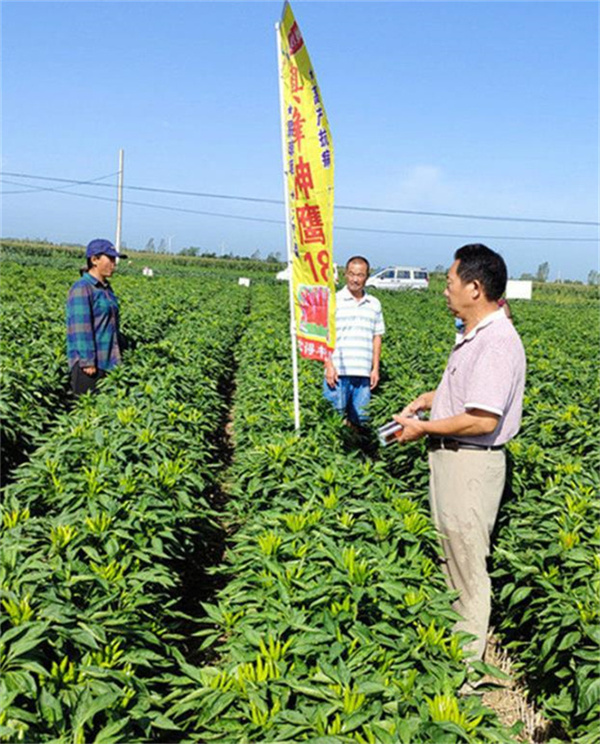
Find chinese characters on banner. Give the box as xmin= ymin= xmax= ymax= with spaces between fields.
xmin=279 ymin=1 xmax=335 ymax=361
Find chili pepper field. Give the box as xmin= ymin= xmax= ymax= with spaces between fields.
xmin=1 ymin=241 xmax=598 ymax=744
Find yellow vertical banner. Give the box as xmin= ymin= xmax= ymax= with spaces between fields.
xmin=279 ymin=1 xmax=335 ymax=361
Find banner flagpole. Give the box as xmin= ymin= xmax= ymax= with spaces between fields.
xmin=276 ymin=21 xmax=301 ymax=432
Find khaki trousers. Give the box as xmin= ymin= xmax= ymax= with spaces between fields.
xmin=428 ymin=448 xmax=506 ymax=660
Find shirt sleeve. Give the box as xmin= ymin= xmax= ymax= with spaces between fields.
xmin=66 ymin=283 xmax=96 ymax=367
xmin=463 ymin=345 xmax=514 ymax=416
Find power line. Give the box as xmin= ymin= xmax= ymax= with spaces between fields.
xmin=2 ymin=170 xmax=598 ymax=227
xmin=1 ymin=171 xmax=119 ymax=196
xmin=334 ymin=226 xmax=597 ymax=242
xmin=340 ymin=204 xmax=598 ymax=227
xmin=1 ymin=178 xmax=597 ymax=244
xmin=0 ymin=179 xmax=284 ymax=224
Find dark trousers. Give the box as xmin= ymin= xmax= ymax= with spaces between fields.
xmin=69 ymin=365 xmax=107 ymax=397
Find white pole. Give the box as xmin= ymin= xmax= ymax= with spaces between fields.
xmin=276 ymin=22 xmax=301 ymax=432
xmin=115 ymin=149 xmax=124 ymax=252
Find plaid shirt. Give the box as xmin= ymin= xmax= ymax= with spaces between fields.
xmin=66 ymin=272 xmax=121 ymax=371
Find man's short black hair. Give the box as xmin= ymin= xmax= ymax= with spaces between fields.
xmin=454 ymin=244 xmax=507 ymax=302
xmin=346 ymin=255 xmax=370 ymax=274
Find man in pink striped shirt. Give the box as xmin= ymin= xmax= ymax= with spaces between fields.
xmin=393 ymin=244 xmax=526 ymax=662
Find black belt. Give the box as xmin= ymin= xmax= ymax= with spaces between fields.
xmin=428 ymin=437 xmax=504 ymax=452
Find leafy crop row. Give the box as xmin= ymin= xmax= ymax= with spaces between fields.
xmin=0 ymin=263 xmax=216 ymax=484
xmin=1 ymin=280 xmax=249 ymax=743
xmin=491 ymin=304 xmax=600 ymax=743
xmin=369 ymin=291 xmax=600 ymax=743
xmin=0 ymin=264 xmax=72 ymax=481
xmin=164 ymin=285 xmax=517 ymax=744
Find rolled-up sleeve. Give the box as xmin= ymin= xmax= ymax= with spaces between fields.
xmin=66 ymin=284 xmax=96 ymax=367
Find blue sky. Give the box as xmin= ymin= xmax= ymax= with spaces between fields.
xmin=2 ymin=0 xmax=598 ymax=280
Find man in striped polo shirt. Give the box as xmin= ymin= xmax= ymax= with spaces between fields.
xmin=323 ymin=256 xmax=385 ymax=426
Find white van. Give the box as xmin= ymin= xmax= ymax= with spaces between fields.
xmin=366 ymin=266 xmax=429 ymax=291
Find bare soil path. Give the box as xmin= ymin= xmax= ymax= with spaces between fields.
xmin=483 ymin=631 xmax=561 ymax=743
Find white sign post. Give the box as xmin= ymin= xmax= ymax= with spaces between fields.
xmin=506 ymin=280 xmax=533 ymax=300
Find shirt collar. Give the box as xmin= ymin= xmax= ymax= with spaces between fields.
xmin=82 ymin=271 xmax=109 ymax=289
xmin=456 ymin=308 xmax=505 ymax=345
xmin=340 ymin=285 xmax=371 ymax=304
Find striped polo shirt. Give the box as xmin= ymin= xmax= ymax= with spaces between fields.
xmin=331 ymin=286 xmax=385 ymax=377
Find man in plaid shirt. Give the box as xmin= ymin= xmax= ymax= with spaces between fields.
xmin=66 ymin=239 xmax=126 ymax=397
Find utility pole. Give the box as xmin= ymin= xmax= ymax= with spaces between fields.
xmin=115 ymin=149 xmax=124 ymax=252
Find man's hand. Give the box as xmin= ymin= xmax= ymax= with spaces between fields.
xmin=392 ymin=414 xmax=427 ymax=443
xmin=398 ymin=391 xmax=435 ymax=418
xmin=82 ymin=366 xmax=97 ymax=377
xmin=325 ymin=361 xmax=339 ymax=388
xmin=370 ymin=368 xmax=380 ymax=390
xmin=392 ymin=406 xmax=499 ymax=445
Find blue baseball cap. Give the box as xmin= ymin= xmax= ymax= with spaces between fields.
xmin=86 ymin=239 xmax=128 ymax=259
